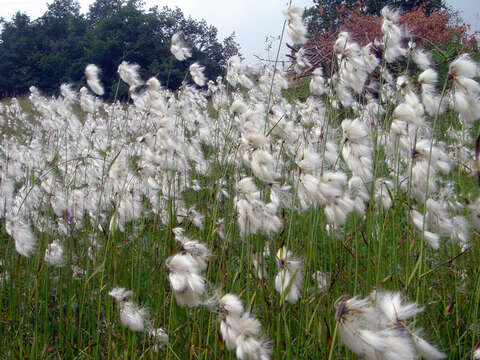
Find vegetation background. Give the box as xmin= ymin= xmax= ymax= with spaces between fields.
xmin=1 ymin=0 xmax=480 ymax=359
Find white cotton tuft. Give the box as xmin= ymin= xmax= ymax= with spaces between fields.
xmin=175 ymin=235 xmax=210 ymax=271
xmin=310 ymin=67 xmax=327 ymax=95
xmin=189 ymin=63 xmax=206 ymax=87
xmin=283 ymin=3 xmax=308 ymax=45
xmin=146 ymin=77 xmax=161 ymax=91
xmin=109 ymin=287 xmax=134 ymax=302
xmin=60 ymin=83 xmax=77 ymax=101
xmin=249 ymin=149 xmax=278 ymax=183
xmin=220 ymin=315 xmax=241 ymax=350
xmin=336 ymin=291 xmax=443 ymax=360
xmin=108 ymin=287 xmax=148 ymax=332
xmin=44 ymin=240 xmax=66 ymax=267
xmin=85 ymin=64 xmax=104 ymax=96
xmin=166 ymin=253 xmax=206 ymax=307
xmin=118 ymin=61 xmax=143 ymax=91
xmin=235 ymin=314 xmax=271 ymax=360
xmin=6 ymin=216 xmax=37 ymax=258
xmin=376 ymin=291 xmax=423 ymax=324
xmin=119 ymin=301 xmax=148 ymax=332
xmin=449 ymin=54 xmax=478 ymax=79
xmin=419 ymin=68 xmax=438 ymax=85
xmin=218 ymin=293 xmax=244 ymax=317
xmin=297 ymin=151 xmax=322 ymax=173
xmin=413 ymin=334 xmax=446 ymax=359
xmin=149 ymin=327 xmax=169 ymax=345
xmin=410 ymin=210 xmax=440 ymax=249
xmin=171 ymin=32 xmax=192 ymax=61
xmin=412 ymin=48 xmax=432 ymax=70
xmin=275 ymin=246 xmax=304 ymax=303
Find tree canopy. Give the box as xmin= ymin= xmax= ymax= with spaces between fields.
xmin=0 ymin=0 xmax=240 ymax=99
xmin=304 ymin=0 xmax=447 ymax=34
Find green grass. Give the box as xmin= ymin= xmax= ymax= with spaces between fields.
xmin=1 ymin=59 xmax=480 ymax=359
xmin=1 ymin=151 xmax=479 ymax=359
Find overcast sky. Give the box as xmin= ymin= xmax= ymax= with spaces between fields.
xmin=0 ymin=0 xmax=478 ymax=64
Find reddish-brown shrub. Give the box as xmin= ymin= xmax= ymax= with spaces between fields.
xmin=296 ymin=2 xmax=478 ymax=73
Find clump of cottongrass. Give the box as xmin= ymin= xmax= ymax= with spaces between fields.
xmin=60 ymin=83 xmax=77 ymax=103
xmin=333 ymin=32 xmax=369 ymax=95
xmin=44 ymin=239 xmax=66 ymax=267
xmin=408 ymin=41 xmax=432 ymax=71
xmin=234 ymin=177 xmax=282 ymax=237
xmin=5 ymin=216 xmax=37 ymax=257
xmin=189 ymin=63 xmax=206 ymax=87
xmin=274 ymin=245 xmax=303 ymax=304
xmin=406 ymin=139 xmax=449 ymax=203
xmin=215 ymin=293 xmax=271 ymax=360
xmin=393 ymin=89 xmax=425 ymax=128
xmin=411 ymin=209 xmax=441 ymax=249
xmin=296 ymin=149 xmax=322 ymax=174
xmin=309 ymin=67 xmax=327 ymax=96
xmin=216 ymin=293 xmax=246 ymax=350
xmin=109 ymin=287 xmax=168 ymax=350
xmin=294 ymin=48 xmax=311 ymax=74
xmin=241 ymin=134 xmax=279 ymax=184
xmin=448 ymin=54 xmax=480 ymax=124
xmin=297 ymin=170 xmax=355 ymax=226
xmin=166 ymin=253 xmax=206 ymax=307
xmin=335 ymin=290 xmax=445 ymax=359
xmin=170 ymin=32 xmax=192 ymax=61
xmin=108 ymin=287 xmax=149 ymax=332
xmin=348 ymin=176 xmax=369 ymax=216
xmin=72 ymin=264 xmax=86 ymax=280
xmin=0 ymin=175 xmax=14 ymax=217
xmin=283 ymin=3 xmax=308 ymax=45
xmin=380 ymin=7 xmax=406 ymax=63
xmin=342 ymin=118 xmax=373 ymax=181
xmin=407 ymin=140 xmax=450 ymax=201
xmin=79 ymin=86 xmax=97 ymax=113
xmin=411 ymin=198 xmax=470 ymax=250
xmin=85 ymin=64 xmax=104 ymax=96
xmin=173 ymin=228 xmax=210 ymax=271
xmin=374 ymin=178 xmax=394 ymax=210
xmin=419 ymin=68 xmax=446 ymax=117
xmin=226 ymin=55 xmax=243 ymax=87
xmin=118 ymin=61 xmax=144 ymax=92
xmin=148 ymin=327 xmax=169 ymax=352
xmin=235 ymin=314 xmax=272 ymax=360
xmin=176 ymin=205 xmax=205 ymax=230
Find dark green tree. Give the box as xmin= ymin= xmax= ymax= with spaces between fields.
xmin=46 ymin=0 xmax=81 ymax=18
xmin=88 ymin=0 xmax=124 ymax=23
xmin=0 ymin=13 xmax=38 ymax=96
xmin=0 ymin=1 xmax=239 ymax=98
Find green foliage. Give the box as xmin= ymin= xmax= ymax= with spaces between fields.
xmin=0 ymin=0 xmax=240 ymax=99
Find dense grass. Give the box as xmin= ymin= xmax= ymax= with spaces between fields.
xmin=1 ymin=94 xmax=479 ymax=359
xmin=2 ymin=12 xmax=480 ymax=358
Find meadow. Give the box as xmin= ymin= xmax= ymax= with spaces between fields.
xmin=1 ymin=5 xmax=480 ymax=359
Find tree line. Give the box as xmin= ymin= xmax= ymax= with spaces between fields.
xmin=0 ymin=0 xmax=240 ymax=99
xmin=303 ymin=0 xmax=447 ymax=35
